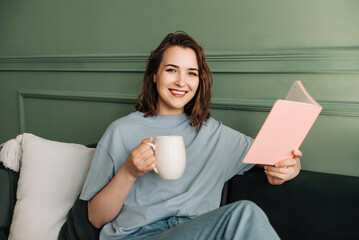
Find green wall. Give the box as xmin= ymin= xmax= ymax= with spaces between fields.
xmin=1 ymin=0 xmax=359 ymax=177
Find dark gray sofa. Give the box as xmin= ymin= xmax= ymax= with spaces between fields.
xmin=221 ymin=167 xmax=359 ymax=240
xmin=1 ymin=161 xmax=359 ymax=240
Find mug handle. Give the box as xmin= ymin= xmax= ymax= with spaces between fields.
xmin=146 ymin=143 xmax=158 ymax=174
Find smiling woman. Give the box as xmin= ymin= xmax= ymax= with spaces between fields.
xmin=136 ymin=31 xmax=213 ymax=130
xmin=77 ymin=31 xmax=301 ymax=240
xmin=154 ymin=46 xmax=199 ymax=116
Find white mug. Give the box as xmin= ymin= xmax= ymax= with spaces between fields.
xmin=146 ymin=136 xmax=186 ymax=180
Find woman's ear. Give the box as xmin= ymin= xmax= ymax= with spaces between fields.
xmin=153 ymin=74 xmax=157 ymax=83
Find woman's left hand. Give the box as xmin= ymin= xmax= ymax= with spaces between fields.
xmin=264 ymin=149 xmax=302 ymax=185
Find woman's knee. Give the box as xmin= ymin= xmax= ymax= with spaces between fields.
xmin=229 ymin=200 xmax=266 ymax=218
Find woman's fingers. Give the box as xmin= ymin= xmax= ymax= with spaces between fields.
xmin=265 ymin=150 xmax=302 ymax=185
xmin=139 ymin=146 xmax=154 ymax=159
xmin=274 ymin=158 xmax=297 ymax=168
xmin=292 ymin=149 xmax=302 ymax=158
xmin=265 ymin=165 xmax=291 ymax=174
xmin=125 ymin=137 xmax=156 ymax=176
xmin=143 ymin=153 xmax=156 ymax=168
xmin=264 ymin=170 xmax=287 ymax=180
xmin=142 ymin=137 xmax=154 ymax=144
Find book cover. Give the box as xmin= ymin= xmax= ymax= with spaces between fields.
xmin=243 ymin=81 xmax=322 ymax=165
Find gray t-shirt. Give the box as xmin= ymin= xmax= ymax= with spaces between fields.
xmin=80 ymin=112 xmax=254 ymax=239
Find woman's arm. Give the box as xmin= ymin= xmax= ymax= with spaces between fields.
xmin=88 ymin=137 xmax=156 ymax=228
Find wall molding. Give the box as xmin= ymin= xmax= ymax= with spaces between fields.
xmin=18 ymin=90 xmax=138 ymax=132
xmin=3 ymin=48 xmax=359 ymax=73
xmin=18 ymin=89 xmax=359 ymax=132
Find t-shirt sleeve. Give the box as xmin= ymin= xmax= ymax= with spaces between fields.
xmin=222 ymin=126 xmax=255 ymax=181
xmin=79 ymin=144 xmax=115 ymax=200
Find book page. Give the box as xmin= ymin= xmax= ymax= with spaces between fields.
xmin=285 ymin=81 xmax=320 ymax=106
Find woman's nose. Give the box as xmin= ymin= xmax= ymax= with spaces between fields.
xmin=175 ymin=73 xmax=186 ymax=87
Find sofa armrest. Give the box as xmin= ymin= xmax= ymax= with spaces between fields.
xmin=0 ymin=162 xmax=19 ymax=232
xmin=225 ymin=167 xmax=359 ymax=240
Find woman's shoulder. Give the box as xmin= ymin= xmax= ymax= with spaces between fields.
xmin=101 ymin=112 xmax=142 ymax=136
xmin=202 ymin=116 xmax=222 ymax=129
xmin=204 ymin=116 xmax=248 ymax=137
xmin=108 ymin=111 xmax=146 ymax=129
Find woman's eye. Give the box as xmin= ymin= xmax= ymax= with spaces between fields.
xmin=166 ymin=68 xmax=176 ymax=73
xmin=188 ymin=72 xmax=198 ymax=76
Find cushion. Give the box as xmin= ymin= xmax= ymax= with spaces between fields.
xmin=8 ymin=133 xmax=95 ymax=240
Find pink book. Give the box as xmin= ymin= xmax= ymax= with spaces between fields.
xmin=243 ymin=81 xmax=322 ymax=165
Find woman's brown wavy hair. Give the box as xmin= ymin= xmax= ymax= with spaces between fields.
xmin=135 ymin=31 xmax=212 ymax=130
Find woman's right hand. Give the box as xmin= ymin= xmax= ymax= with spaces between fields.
xmin=122 ymin=137 xmax=156 ymax=178
xmin=88 ymin=137 xmax=156 ymax=228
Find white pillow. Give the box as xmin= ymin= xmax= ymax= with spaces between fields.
xmin=9 ymin=133 xmax=95 ymax=240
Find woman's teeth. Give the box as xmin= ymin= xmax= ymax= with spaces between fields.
xmin=171 ymin=90 xmax=186 ymax=95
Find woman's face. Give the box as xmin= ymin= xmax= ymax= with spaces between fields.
xmin=154 ymin=46 xmax=199 ymax=115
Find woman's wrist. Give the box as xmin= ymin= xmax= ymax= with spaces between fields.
xmin=118 ymin=164 xmax=138 ymax=183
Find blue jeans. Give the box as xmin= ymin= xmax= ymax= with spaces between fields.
xmin=121 ymin=200 xmax=280 ymax=240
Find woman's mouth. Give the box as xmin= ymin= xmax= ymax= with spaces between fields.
xmin=169 ymin=89 xmax=187 ymax=97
